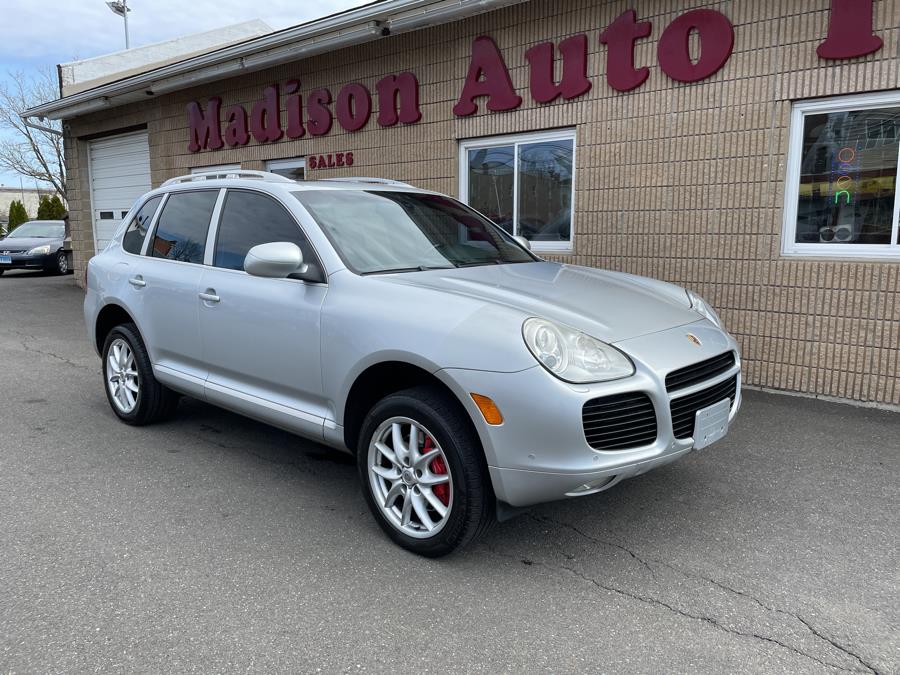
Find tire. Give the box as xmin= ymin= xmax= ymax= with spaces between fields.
xmin=55 ymin=251 xmax=68 ymax=275
xmin=357 ymin=385 xmax=494 ymax=557
xmin=101 ymin=322 xmax=179 ymax=425
xmin=0 ymin=269 xmax=4 ymax=276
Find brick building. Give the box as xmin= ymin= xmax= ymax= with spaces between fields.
xmin=24 ymin=0 xmax=900 ymax=406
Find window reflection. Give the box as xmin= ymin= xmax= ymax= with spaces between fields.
xmin=797 ymin=109 xmax=900 ymax=245
xmin=468 ymin=146 xmax=514 ymax=233
xmin=518 ymin=140 xmax=573 ymax=242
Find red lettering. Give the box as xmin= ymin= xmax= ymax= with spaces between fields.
xmin=222 ymin=104 xmax=249 ymax=146
xmin=318 ymin=155 xmax=327 ymax=167
xmin=336 ymin=83 xmax=372 ymax=132
xmin=249 ymin=84 xmax=283 ymax=143
xmin=600 ymin=10 xmax=652 ymax=93
xmin=376 ymin=73 xmax=422 ymax=126
xmin=307 ymin=89 xmax=333 ymax=136
xmin=346 ymin=152 xmax=354 ymax=166
xmin=186 ymin=98 xmax=223 ymax=153
xmin=336 ymin=152 xmax=345 ymax=167
xmin=453 ymin=36 xmax=522 ymax=117
xmin=525 ymin=34 xmax=591 ymax=104
xmin=327 ymin=154 xmax=336 ymax=168
xmin=658 ymin=10 xmax=734 ymax=83
xmin=285 ymin=79 xmax=305 ymax=139
xmin=818 ymin=0 xmax=882 ymax=60
xmin=309 ymin=156 xmax=317 ymax=169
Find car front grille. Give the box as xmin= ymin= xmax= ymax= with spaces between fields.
xmin=0 ymin=249 xmax=26 ymax=255
xmin=665 ymin=351 xmax=736 ymax=392
xmin=582 ymin=392 xmax=658 ymax=451
xmin=670 ymin=375 xmax=738 ymax=440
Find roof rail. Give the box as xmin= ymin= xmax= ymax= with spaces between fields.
xmin=315 ymin=177 xmax=415 ymax=188
xmin=162 ymin=170 xmax=295 ymax=187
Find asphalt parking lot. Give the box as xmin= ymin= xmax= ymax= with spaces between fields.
xmin=0 ymin=271 xmax=897 ymax=673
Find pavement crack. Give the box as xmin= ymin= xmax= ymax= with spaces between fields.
xmin=557 ymin=563 xmax=864 ymax=673
xmin=11 ymin=331 xmax=93 ymax=371
xmin=529 ymin=514 xmax=657 ymax=578
xmin=527 ymin=515 xmax=878 ymax=673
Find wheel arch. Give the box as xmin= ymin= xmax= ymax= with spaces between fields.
xmin=342 ymin=360 xmax=482 ymax=455
xmin=94 ymin=303 xmax=138 ymax=353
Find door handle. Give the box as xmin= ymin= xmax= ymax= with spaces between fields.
xmin=128 ymin=276 xmax=146 ymax=288
xmin=199 ymin=290 xmax=220 ymax=303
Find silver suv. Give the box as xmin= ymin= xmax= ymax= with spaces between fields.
xmin=85 ymin=171 xmax=741 ymax=556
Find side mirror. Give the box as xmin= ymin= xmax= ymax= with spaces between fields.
xmin=513 ymin=235 xmax=532 ymax=251
xmin=244 ymin=242 xmax=308 ymax=278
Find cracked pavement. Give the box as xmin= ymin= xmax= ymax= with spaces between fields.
xmin=0 ymin=272 xmax=897 ymax=673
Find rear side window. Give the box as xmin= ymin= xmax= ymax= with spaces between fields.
xmin=150 ymin=190 xmax=218 ymax=264
xmin=214 ymin=190 xmax=316 ymax=272
xmin=122 ymin=196 xmax=162 ymax=255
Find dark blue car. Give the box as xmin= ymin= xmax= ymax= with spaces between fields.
xmin=0 ymin=220 xmax=69 ymax=276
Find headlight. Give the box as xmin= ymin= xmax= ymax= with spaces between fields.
xmin=522 ymin=318 xmax=634 ymax=384
xmin=28 ymin=245 xmax=51 ymax=255
xmin=686 ymin=290 xmax=724 ymax=329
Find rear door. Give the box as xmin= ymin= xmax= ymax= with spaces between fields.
xmin=137 ymin=188 xmax=222 ymax=396
xmin=197 ymin=189 xmax=328 ymax=437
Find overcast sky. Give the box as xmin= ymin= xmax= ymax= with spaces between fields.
xmin=0 ymin=0 xmax=372 ymax=190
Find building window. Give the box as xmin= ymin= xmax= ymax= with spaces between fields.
xmin=784 ymin=93 xmax=900 ymax=258
xmin=191 ymin=164 xmax=240 ymax=175
xmin=267 ymin=158 xmax=306 ymax=181
xmin=460 ymin=130 xmax=575 ymax=252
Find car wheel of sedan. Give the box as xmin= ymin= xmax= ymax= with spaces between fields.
xmin=358 ymin=385 xmax=494 ymax=557
xmin=102 ymin=323 xmax=179 ymax=425
xmin=56 ymin=252 xmax=69 ymax=275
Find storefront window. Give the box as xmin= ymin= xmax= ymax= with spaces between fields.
xmin=784 ymin=94 xmax=900 ymax=257
xmin=461 ymin=131 xmax=574 ymax=251
xmin=267 ymin=158 xmax=306 ymax=181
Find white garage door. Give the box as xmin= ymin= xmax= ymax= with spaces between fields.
xmin=88 ymin=131 xmax=151 ymax=252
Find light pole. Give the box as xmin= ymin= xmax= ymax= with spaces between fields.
xmin=105 ymin=0 xmax=131 ymax=49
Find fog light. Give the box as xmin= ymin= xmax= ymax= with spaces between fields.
xmin=470 ymin=393 xmax=504 ymax=425
xmin=565 ymin=476 xmax=616 ymax=497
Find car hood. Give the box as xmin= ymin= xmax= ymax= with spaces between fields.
xmin=380 ymin=262 xmax=703 ymax=343
xmin=0 ymin=237 xmax=62 ymax=251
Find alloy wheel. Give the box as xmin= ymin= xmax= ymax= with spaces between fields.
xmin=367 ymin=417 xmax=453 ymax=539
xmin=106 ymin=338 xmax=139 ymax=413
xmin=57 ymin=254 xmax=68 ymax=274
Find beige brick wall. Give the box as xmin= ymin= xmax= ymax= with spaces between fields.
xmin=65 ymin=0 xmax=900 ymax=405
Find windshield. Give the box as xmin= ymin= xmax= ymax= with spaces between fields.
xmin=292 ymin=190 xmax=535 ymax=274
xmin=6 ymin=221 xmax=64 ymax=239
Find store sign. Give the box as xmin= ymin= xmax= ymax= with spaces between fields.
xmin=186 ymin=0 xmax=883 ymax=152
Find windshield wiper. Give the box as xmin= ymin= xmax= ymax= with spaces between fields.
xmin=362 ymin=265 xmax=457 ymax=276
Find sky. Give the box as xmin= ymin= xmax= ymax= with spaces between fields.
xmin=0 ymin=0 xmax=372 ymax=189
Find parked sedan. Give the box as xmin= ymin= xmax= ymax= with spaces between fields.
xmin=0 ymin=220 xmax=69 ymax=276
xmin=85 ymin=172 xmax=741 ymax=557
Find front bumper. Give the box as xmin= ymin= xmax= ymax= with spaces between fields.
xmin=0 ymin=251 xmax=56 ymax=271
xmin=438 ymin=320 xmax=741 ymax=507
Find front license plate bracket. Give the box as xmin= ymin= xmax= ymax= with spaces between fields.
xmin=693 ymin=398 xmax=731 ymax=450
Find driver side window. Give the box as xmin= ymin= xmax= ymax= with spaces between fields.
xmin=214 ymin=190 xmax=320 ymax=279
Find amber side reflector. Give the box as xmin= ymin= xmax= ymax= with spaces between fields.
xmin=470 ymin=393 xmax=504 ymax=425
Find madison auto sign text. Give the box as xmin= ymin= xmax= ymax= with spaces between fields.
xmin=187 ymin=0 xmax=883 ymax=154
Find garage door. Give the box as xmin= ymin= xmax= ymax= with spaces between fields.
xmin=88 ymin=131 xmax=151 ymax=253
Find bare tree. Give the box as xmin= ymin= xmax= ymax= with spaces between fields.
xmin=0 ymin=68 xmax=66 ymax=200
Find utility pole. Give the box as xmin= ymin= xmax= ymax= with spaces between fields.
xmin=105 ymin=0 xmax=131 ymax=49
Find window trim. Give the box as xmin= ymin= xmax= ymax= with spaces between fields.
xmin=782 ymin=91 xmax=900 ymax=259
xmin=459 ymin=129 xmax=576 ymax=254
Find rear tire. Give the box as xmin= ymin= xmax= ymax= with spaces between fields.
xmin=357 ymin=385 xmax=494 ymax=557
xmin=102 ymin=323 xmax=179 ymax=425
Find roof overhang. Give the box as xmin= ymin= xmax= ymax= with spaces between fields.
xmin=24 ymin=0 xmax=527 ymax=121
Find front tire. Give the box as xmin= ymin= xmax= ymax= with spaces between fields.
xmin=357 ymin=385 xmax=494 ymax=557
xmin=55 ymin=251 xmax=69 ymax=275
xmin=101 ymin=323 xmax=179 ymax=425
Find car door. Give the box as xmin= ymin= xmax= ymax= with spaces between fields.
xmin=197 ymin=188 xmax=328 ymax=439
xmin=134 ymin=188 xmax=222 ymax=397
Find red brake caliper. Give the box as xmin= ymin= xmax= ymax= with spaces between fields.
xmin=423 ymin=435 xmax=450 ymax=506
